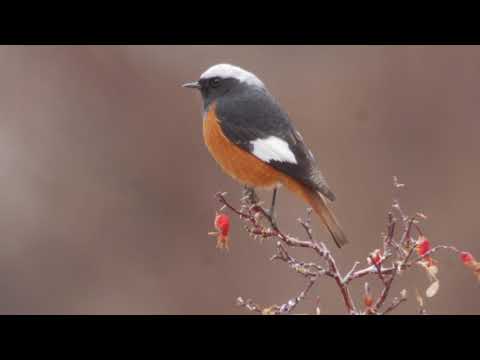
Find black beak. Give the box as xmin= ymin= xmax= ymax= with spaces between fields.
xmin=182 ymin=81 xmax=201 ymax=89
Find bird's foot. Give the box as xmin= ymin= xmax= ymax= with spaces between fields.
xmin=242 ymin=186 xmax=259 ymax=205
xmin=242 ymin=186 xmax=278 ymax=228
xmin=265 ymin=208 xmax=278 ymax=229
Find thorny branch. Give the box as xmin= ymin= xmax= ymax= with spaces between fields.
xmin=213 ymin=177 xmax=476 ymax=315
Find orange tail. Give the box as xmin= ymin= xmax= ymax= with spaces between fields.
xmin=282 ymin=179 xmax=348 ymax=248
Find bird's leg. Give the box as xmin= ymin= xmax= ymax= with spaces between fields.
xmin=269 ymin=187 xmax=278 ymax=217
xmin=267 ymin=187 xmax=278 ymax=228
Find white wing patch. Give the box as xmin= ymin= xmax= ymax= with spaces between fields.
xmin=250 ymin=136 xmax=298 ymax=164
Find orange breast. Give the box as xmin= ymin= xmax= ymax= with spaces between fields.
xmin=203 ymin=104 xmax=285 ymax=189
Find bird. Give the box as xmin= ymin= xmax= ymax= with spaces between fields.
xmin=183 ymin=64 xmax=348 ymax=248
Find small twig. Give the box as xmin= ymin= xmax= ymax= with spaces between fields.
xmin=381 ymin=297 xmax=407 ymax=315
xmin=369 ymin=256 xmax=386 ymax=285
xmin=392 ymin=199 xmax=408 ymax=224
xmin=410 ymin=245 xmax=460 ymax=264
xmin=217 ymin=192 xmax=253 ymax=221
xmin=298 ymin=208 xmax=313 ymax=240
xmin=278 ymin=279 xmax=317 ymax=314
xmin=393 ymin=176 xmax=405 ymax=189
xmin=384 ymin=212 xmax=396 ymax=254
xmin=236 ymin=297 xmax=262 ymax=313
xmin=271 ymin=241 xmax=330 ymax=278
xmin=343 ymin=261 xmax=360 ymax=283
xmin=321 ymin=244 xmax=357 ymax=314
xmin=374 ymin=265 xmax=398 ymax=311
xmin=401 ymin=238 xmax=418 ymax=268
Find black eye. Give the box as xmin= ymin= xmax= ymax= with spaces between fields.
xmin=209 ymin=77 xmax=221 ymax=88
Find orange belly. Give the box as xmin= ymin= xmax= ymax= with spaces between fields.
xmin=203 ymin=105 xmax=285 ymax=189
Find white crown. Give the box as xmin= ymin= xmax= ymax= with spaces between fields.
xmin=200 ymin=64 xmax=265 ymax=88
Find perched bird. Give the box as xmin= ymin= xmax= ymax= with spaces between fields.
xmin=183 ymin=64 xmax=347 ymax=248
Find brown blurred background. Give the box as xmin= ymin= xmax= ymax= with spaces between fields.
xmin=0 ymin=45 xmax=478 ymax=314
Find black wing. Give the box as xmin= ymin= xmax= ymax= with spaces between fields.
xmin=216 ymin=87 xmax=336 ymax=202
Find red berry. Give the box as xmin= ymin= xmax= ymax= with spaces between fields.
xmin=364 ymin=295 xmax=373 ymax=308
xmin=460 ymin=251 xmax=475 ymax=265
xmin=367 ymin=249 xmax=382 ymax=266
xmin=416 ymin=236 xmax=431 ymax=257
xmin=215 ymin=213 xmax=230 ymax=238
